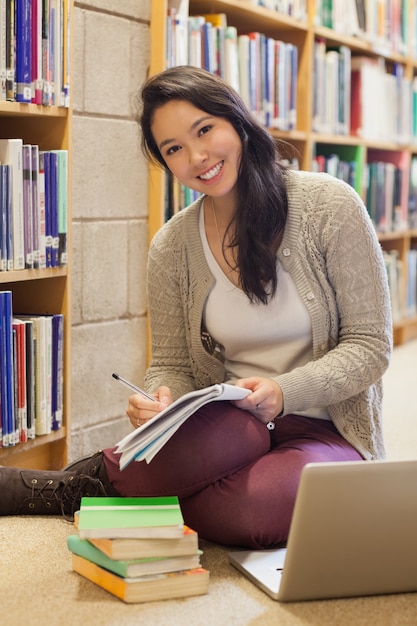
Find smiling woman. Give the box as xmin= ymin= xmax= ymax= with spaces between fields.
xmin=1 ymin=66 xmax=393 ymax=551
xmin=151 ymin=100 xmax=242 ymax=210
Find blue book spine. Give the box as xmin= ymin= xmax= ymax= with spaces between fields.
xmin=0 ymin=291 xmax=15 ymax=446
xmin=51 ymin=150 xmax=68 ymax=266
xmin=41 ymin=151 xmax=52 ymax=267
xmin=15 ymin=0 xmax=32 ymax=102
xmin=51 ymin=313 xmax=63 ymax=430
xmin=49 ymin=151 xmax=59 ymax=267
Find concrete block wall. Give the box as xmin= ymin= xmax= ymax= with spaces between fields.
xmin=69 ymin=1 xmax=151 ymax=461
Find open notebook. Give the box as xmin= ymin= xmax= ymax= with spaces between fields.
xmin=229 ymin=459 xmax=417 ymax=602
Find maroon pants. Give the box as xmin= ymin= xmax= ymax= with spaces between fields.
xmin=103 ymin=402 xmax=362 ymax=548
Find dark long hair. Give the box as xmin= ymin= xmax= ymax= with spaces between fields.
xmin=138 ymin=66 xmax=289 ymax=304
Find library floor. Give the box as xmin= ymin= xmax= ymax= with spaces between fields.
xmin=1 ymin=340 xmax=417 ymax=626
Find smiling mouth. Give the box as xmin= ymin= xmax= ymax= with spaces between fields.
xmin=198 ymin=161 xmax=224 ymax=181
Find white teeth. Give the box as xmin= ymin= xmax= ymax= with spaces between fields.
xmin=199 ymin=161 xmax=223 ymax=180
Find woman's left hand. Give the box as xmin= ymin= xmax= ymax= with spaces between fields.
xmin=233 ymin=377 xmax=283 ymax=425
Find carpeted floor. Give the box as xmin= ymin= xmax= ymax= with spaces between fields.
xmin=1 ymin=340 xmax=416 ymax=626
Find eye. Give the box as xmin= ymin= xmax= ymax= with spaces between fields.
xmin=198 ymin=125 xmax=211 ymax=136
xmin=166 ymin=144 xmax=181 ymax=156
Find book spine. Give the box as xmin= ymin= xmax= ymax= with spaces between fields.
xmin=224 ymin=26 xmax=239 ymax=95
xmin=62 ymin=0 xmax=70 ymax=106
xmin=0 ymin=291 xmax=15 ymax=446
xmin=31 ymin=0 xmax=43 ymax=104
xmin=51 ymin=150 xmax=67 ymax=266
xmin=42 ymin=0 xmax=52 ymax=105
xmin=49 ymin=151 xmax=59 ymax=267
xmin=15 ymin=0 xmax=32 ymax=103
xmin=5 ymin=0 xmax=15 ymax=101
xmin=5 ymin=162 xmax=13 ymax=270
xmin=31 ymin=145 xmax=41 ymax=268
xmin=13 ymin=319 xmax=27 ymax=443
xmin=45 ymin=315 xmax=52 ymax=431
xmin=288 ymin=43 xmax=298 ymax=131
xmin=0 ymin=165 xmax=7 ymax=271
xmin=0 ymin=139 xmax=25 ymax=270
xmin=33 ymin=316 xmax=48 ymax=435
xmin=38 ymin=151 xmax=47 ymax=268
xmin=23 ymin=319 xmax=36 ymax=439
xmin=41 ymin=151 xmax=52 ymax=267
xmin=0 ymin=0 xmax=7 ymax=100
xmin=23 ymin=144 xmax=34 ymax=269
xmin=51 ymin=313 xmax=63 ymax=430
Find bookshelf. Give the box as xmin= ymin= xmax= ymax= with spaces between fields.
xmin=148 ymin=0 xmax=417 ymax=346
xmin=0 ymin=3 xmax=72 ymax=469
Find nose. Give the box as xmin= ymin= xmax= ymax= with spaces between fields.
xmin=188 ymin=144 xmax=208 ymax=167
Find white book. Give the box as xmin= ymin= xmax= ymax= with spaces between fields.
xmin=174 ymin=14 xmax=188 ymax=66
xmin=224 ymin=26 xmax=239 ymax=94
xmin=19 ymin=315 xmax=51 ymax=435
xmin=115 ymin=384 xmax=250 ymax=467
xmin=238 ymin=35 xmax=250 ymax=110
xmin=188 ymin=16 xmax=204 ymax=67
xmin=325 ymin=50 xmax=339 ymax=135
xmin=0 ymin=139 xmax=25 ymax=270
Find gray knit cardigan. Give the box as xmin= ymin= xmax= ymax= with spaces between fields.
xmin=145 ymin=170 xmax=393 ymax=460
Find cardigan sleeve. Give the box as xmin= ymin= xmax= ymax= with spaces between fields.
xmin=144 ymin=219 xmax=198 ymax=401
xmin=274 ymin=174 xmax=392 ymax=416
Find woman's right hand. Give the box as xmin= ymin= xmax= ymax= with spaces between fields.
xmin=126 ymin=386 xmax=172 ymax=429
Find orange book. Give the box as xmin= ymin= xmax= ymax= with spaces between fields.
xmin=71 ymin=554 xmax=209 ymax=603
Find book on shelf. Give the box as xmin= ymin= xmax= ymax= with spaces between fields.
xmin=31 ymin=145 xmax=41 ymax=268
xmin=5 ymin=0 xmax=15 ymax=101
xmin=115 ymin=383 xmax=250 ymax=468
xmin=0 ymin=1 xmax=6 ymax=100
xmin=23 ymin=318 xmax=36 ymax=439
xmin=0 ymin=163 xmax=11 ymax=270
xmin=23 ymin=145 xmax=34 ymax=269
xmin=0 ymin=139 xmax=25 ymax=270
xmin=0 ymin=291 xmax=15 ymax=447
xmin=51 ymin=149 xmax=68 ymax=265
xmin=70 ymin=554 xmax=209 ymax=604
xmin=15 ymin=0 xmax=32 ymax=103
xmin=31 ymin=0 xmax=43 ymax=104
xmin=12 ymin=318 xmax=28 ymax=443
xmin=51 ymin=313 xmax=64 ymax=430
xmin=383 ymin=250 xmax=404 ymax=324
xmin=406 ymin=249 xmax=417 ymax=317
xmin=165 ymin=11 xmax=298 ymax=132
xmin=224 ymin=25 xmax=239 ymax=93
xmin=49 ymin=150 xmax=59 ymax=267
xmin=17 ymin=313 xmax=59 ymax=437
xmin=0 ymin=0 xmax=69 ymax=106
xmin=67 ymin=534 xmax=202 ymax=578
xmin=77 ymin=496 xmax=185 ymax=540
xmin=37 ymin=147 xmax=47 ymax=268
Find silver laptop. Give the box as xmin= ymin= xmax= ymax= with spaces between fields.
xmin=228 ymin=459 xmax=417 ymax=602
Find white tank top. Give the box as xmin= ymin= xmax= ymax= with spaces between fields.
xmin=199 ymin=203 xmax=330 ymax=420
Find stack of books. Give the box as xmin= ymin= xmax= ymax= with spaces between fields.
xmin=67 ymin=496 xmax=209 ymax=603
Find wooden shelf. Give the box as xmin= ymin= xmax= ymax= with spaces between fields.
xmin=0 ymin=2 xmax=73 ymax=470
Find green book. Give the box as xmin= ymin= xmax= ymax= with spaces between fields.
xmin=67 ymin=535 xmax=201 ymax=578
xmin=77 ymin=496 xmax=184 ymax=539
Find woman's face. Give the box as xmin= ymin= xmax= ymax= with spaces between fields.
xmin=151 ymin=100 xmax=242 ymax=204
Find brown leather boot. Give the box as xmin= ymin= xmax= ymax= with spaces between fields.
xmin=0 ymin=451 xmax=119 ymax=519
